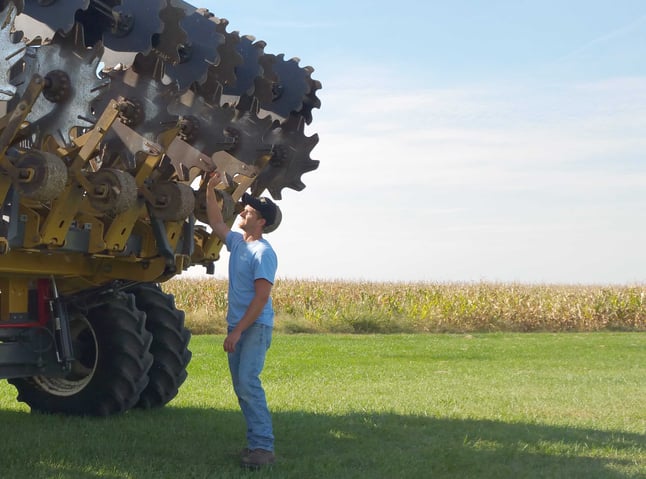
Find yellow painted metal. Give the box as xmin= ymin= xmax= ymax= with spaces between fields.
xmin=0 ymin=251 xmax=93 ymax=276
xmin=82 ymin=256 xmax=167 ymax=286
xmin=0 ymin=175 xmax=11 ymax=220
xmin=0 ymin=75 xmax=45 ymax=179
xmin=19 ymin=205 xmax=42 ymax=248
xmin=135 ymin=128 xmax=177 ymax=186
xmin=202 ymin=234 xmax=225 ymax=261
xmin=0 ymin=90 xmax=277 ymax=309
xmin=39 ymin=182 xmax=85 ymax=246
xmin=76 ymin=212 xmax=107 ymax=253
xmin=0 ymin=77 xmax=45 ymax=210
xmin=0 ymin=251 xmax=168 ymax=289
xmin=131 ymin=219 xmax=158 ymax=259
xmin=104 ymin=200 xmax=145 ymax=252
xmin=0 ymin=277 xmax=30 ymax=319
xmin=70 ymin=101 xmax=119 ymax=172
xmin=38 ymin=102 xmax=120 ymax=247
xmin=190 ymin=227 xmax=215 ymax=263
xmin=165 ymin=221 xmax=184 ymax=251
xmin=135 ymin=152 xmax=163 ymax=186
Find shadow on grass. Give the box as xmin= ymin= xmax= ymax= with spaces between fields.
xmin=0 ymin=406 xmax=642 ymax=479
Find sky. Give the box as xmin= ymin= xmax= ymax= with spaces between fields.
xmin=192 ymin=0 xmax=646 ymax=284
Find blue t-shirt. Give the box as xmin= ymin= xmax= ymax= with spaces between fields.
xmin=225 ymin=231 xmax=277 ymax=327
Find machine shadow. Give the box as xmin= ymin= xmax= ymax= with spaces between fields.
xmin=0 ymin=406 xmax=642 ymax=478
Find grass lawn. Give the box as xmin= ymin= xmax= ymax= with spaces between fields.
xmin=0 ymin=333 xmax=644 ymax=478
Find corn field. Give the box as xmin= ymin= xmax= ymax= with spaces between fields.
xmin=165 ymin=278 xmax=646 ymax=334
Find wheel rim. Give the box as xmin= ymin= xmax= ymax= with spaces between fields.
xmin=32 ymin=314 xmax=98 ymax=397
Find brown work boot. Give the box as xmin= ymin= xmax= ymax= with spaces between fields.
xmin=240 ymin=447 xmax=251 ymax=458
xmin=240 ymin=448 xmax=275 ymax=469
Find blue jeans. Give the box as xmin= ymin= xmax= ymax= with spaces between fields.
xmin=227 ymin=323 xmax=274 ymax=451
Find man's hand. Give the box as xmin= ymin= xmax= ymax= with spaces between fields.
xmin=207 ymin=170 xmax=221 ymax=190
xmin=206 ymin=170 xmax=230 ymax=241
xmin=223 ymin=329 xmax=242 ymax=353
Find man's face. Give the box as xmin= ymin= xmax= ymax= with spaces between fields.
xmin=239 ymin=206 xmax=264 ymax=231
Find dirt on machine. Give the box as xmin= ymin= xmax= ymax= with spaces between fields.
xmin=0 ymin=0 xmax=320 ymax=416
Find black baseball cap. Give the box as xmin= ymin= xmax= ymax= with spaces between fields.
xmin=242 ymin=193 xmax=281 ymax=231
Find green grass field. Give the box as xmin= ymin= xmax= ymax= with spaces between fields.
xmin=1 ymin=333 xmax=644 ymax=478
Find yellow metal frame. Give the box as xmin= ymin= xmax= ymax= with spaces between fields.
xmin=0 ymin=86 xmax=273 ymax=320
xmin=0 ymin=277 xmax=30 ymax=318
xmin=39 ymin=101 xmax=120 ymax=247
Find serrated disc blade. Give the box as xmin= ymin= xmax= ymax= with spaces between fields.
xmin=14 ymin=0 xmax=89 ymax=44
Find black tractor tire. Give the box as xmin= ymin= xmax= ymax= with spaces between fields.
xmin=8 ymin=293 xmax=153 ymax=416
xmin=128 ymin=283 xmax=192 ymax=409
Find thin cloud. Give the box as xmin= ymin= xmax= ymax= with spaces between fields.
xmin=309 ymin=71 xmax=646 ymax=218
xmin=557 ymin=15 xmax=646 ymax=63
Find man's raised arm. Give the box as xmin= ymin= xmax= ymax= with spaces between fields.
xmin=205 ymin=172 xmax=231 ymax=242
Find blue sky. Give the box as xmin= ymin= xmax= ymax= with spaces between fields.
xmin=195 ymin=0 xmax=646 ymax=284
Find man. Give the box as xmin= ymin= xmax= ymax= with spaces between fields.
xmin=206 ymin=171 xmax=279 ymax=469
